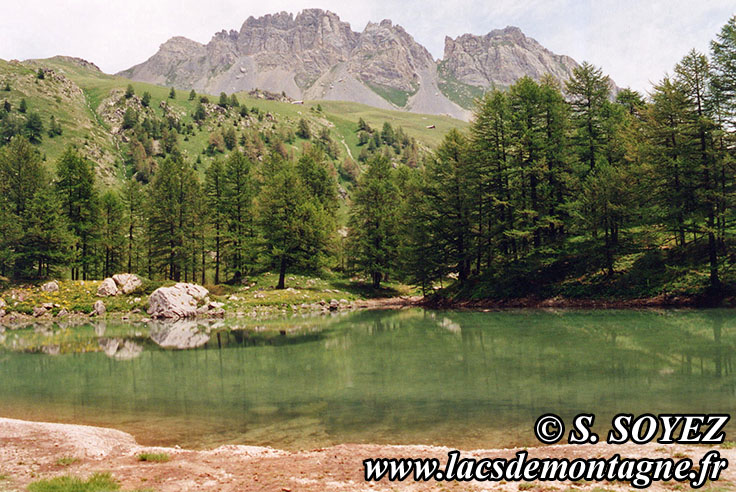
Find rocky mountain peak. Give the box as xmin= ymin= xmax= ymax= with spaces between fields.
xmin=158 ymin=36 xmax=204 ymax=54
xmin=442 ymin=26 xmax=578 ymax=88
xmin=120 ymin=11 xmax=588 ymax=120
xmin=349 ymin=18 xmax=434 ymax=92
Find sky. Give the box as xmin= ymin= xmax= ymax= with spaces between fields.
xmin=1 ymin=0 xmax=734 ymax=93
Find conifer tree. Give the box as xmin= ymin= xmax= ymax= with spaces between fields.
xmin=205 ymin=159 xmax=226 ymax=284
xmin=222 ymin=151 xmax=256 ymax=280
xmin=121 ymin=178 xmax=144 ymax=273
xmin=147 ymin=155 xmax=200 ymax=280
xmin=347 ymin=155 xmax=399 ymax=288
xmin=259 ymin=157 xmax=332 ymax=289
xmin=55 ymin=147 xmax=98 ymax=280
xmin=566 ymin=62 xmax=611 ymax=171
xmin=99 ymin=190 xmax=125 ymax=277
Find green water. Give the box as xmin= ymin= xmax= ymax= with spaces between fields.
xmin=0 ymin=308 xmax=734 ymax=450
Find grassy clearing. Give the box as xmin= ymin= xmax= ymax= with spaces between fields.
xmin=219 ymin=271 xmax=415 ymax=314
xmin=27 ymin=472 xmax=119 ymax=492
xmin=364 ymin=82 xmax=413 ymax=108
xmin=55 ymin=457 xmax=79 ymax=466
xmin=0 ymin=279 xmax=152 ymax=316
xmin=0 ymin=59 xmax=121 ymax=182
xmin=316 ymin=100 xmax=466 ymax=148
xmin=0 ymin=271 xmax=416 ymax=328
xmin=137 ymin=452 xmax=170 ymax=463
xmin=436 ymin=61 xmax=487 ymax=110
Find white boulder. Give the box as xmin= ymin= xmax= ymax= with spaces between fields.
xmin=112 ymin=273 xmax=142 ymax=295
xmin=147 ymin=283 xmax=209 ymax=319
xmin=41 ymin=280 xmax=59 ymax=293
xmin=97 ymin=278 xmax=118 ymax=297
xmin=92 ymin=300 xmax=106 ymax=316
xmin=174 ymin=282 xmax=209 ymax=300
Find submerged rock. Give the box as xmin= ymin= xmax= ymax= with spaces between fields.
xmin=147 ymin=283 xmax=209 ymax=319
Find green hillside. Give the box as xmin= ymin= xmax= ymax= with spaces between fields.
xmin=0 ymin=56 xmax=466 ymax=189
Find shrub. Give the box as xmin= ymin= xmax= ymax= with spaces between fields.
xmin=138 ymin=452 xmax=170 ymax=463
xmin=27 ymin=472 xmax=120 ymax=492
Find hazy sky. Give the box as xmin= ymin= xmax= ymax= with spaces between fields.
xmin=1 ymin=0 xmax=733 ymax=93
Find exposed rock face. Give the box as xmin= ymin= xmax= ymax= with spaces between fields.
xmin=348 ymin=19 xmax=433 ymax=93
xmin=147 ymin=283 xmax=209 ymax=319
xmin=122 ymin=10 xmax=588 ymax=119
xmin=112 ymin=274 xmax=142 ymax=295
xmin=120 ymin=9 xmax=358 ymax=97
xmin=97 ymin=278 xmax=118 ymax=297
xmin=442 ymin=27 xmax=578 ymax=88
xmin=41 ymin=281 xmax=59 ymax=293
xmin=237 ymin=9 xmax=358 ymax=88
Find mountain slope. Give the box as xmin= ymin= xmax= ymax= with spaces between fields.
xmin=0 ymin=57 xmax=122 ymax=183
xmin=2 ymin=56 xmax=466 ymax=184
xmin=119 ymin=9 xmax=582 ymax=120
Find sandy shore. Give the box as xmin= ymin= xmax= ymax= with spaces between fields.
xmin=0 ymin=417 xmax=734 ymax=491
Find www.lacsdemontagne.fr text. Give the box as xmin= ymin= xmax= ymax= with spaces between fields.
xmin=364 ymin=413 xmax=731 ymax=489
xmin=364 ymin=449 xmax=727 ymax=489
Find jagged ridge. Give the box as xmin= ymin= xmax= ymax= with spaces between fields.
xmin=119 ymin=9 xmax=582 ymax=120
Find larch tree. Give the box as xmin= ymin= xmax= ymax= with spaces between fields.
xmin=204 ymin=159 xmax=226 ymax=284
xmin=347 ymin=155 xmax=400 ymax=288
xmin=258 ymin=158 xmax=332 ymax=289
xmin=55 ymin=147 xmax=98 ymax=280
xmin=222 ymin=150 xmax=257 ymax=281
xmin=565 ymin=62 xmax=611 ymax=172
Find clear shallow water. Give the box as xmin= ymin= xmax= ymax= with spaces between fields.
xmin=0 ymin=308 xmax=734 ymax=450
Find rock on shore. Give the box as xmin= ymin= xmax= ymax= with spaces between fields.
xmin=97 ymin=273 xmax=142 ymax=297
xmin=147 ymin=283 xmax=209 ymax=319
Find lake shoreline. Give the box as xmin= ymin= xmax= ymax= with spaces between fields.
xmin=420 ymin=292 xmax=736 ymax=310
xmin=1 ymin=416 xmax=733 ymax=491
xmin=0 ymin=293 xmax=423 ymax=329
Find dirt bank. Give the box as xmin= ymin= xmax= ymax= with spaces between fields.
xmin=0 ymin=417 xmax=733 ymax=491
